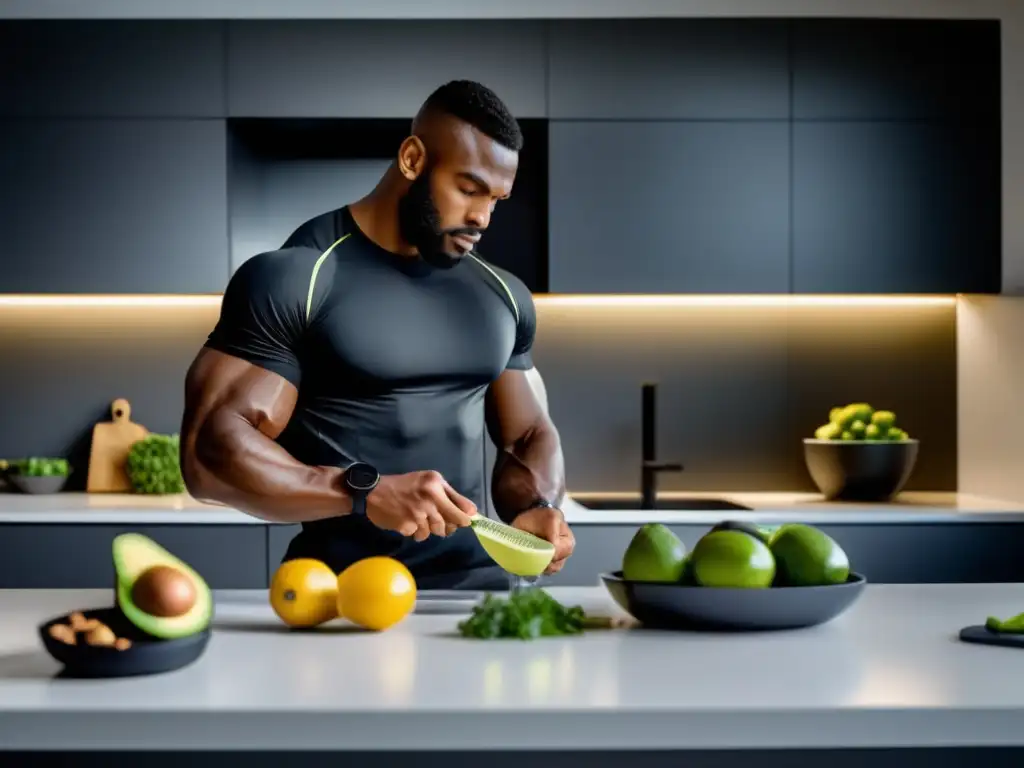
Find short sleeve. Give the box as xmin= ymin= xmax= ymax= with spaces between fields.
xmin=503 ymin=273 xmax=537 ymax=372
xmin=204 ymin=248 xmax=320 ymax=388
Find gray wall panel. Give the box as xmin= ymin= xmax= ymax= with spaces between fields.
xmin=0 ymin=118 xmax=230 ymax=294
xmin=548 ymin=121 xmax=790 ymax=294
xmin=226 ymin=20 xmax=547 ymax=118
xmin=792 ymin=121 xmax=1001 ymax=294
xmin=791 ymin=18 xmax=1001 ymax=121
xmin=0 ymin=20 xmax=226 ymax=118
xmin=547 ymin=18 xmax=790 ymax=119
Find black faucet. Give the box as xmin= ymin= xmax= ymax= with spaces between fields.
xmin=641 ymin=382 xmax=684 ymax=509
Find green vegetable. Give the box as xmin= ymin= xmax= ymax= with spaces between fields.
xmin=125 ymin=434 xmax=185 ymax=495
xmin=2 ymin=457 xmax=70 ymax=477
xmin=457 ymin=590 xmax=586 ymax=640
xmin=986 ymin=612 xmax=1024 ymax=634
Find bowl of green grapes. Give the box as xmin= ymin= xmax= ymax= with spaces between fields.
xmin=804 ymin=403 xmax=918 ymax=502
xmin=1 ymin=457 xmax=71 ymax=494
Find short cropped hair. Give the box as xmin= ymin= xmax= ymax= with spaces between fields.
xmin=419 ymin=79 xmax=523 ymax=152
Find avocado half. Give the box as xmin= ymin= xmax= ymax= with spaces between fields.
xmin=112 ymin=532 xmax=213 ymax=640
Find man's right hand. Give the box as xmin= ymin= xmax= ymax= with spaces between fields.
xmin=365 ymin=470 xmax=478 ymax=542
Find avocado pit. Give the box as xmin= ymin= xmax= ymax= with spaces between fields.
xmin=131 ymin=564 xmax=197 ymax=617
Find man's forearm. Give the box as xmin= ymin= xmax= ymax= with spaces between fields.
xmin=184 ymin=411 xmax=352 ymax=524
xmin=490 ymin=421 xmax=566 ymax=524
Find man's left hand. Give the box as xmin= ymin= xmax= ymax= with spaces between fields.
xmin=512 ymin=506 xmax=575 ymax=575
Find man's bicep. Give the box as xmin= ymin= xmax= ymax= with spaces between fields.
xmin=485 ymin=368 xmax=549 ymax=449
xmin=183 ymin=348 xmax=298 ymax=446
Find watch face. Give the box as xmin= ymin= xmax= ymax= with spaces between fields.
xmin=346 ymin=463 xmax=379 ymax=491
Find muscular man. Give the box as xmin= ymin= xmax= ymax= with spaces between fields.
xmin=180 ymin=80 xmax=575 ymax=590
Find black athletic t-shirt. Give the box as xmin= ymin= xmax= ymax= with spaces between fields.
xmin=204 ymin=206 xmax=537 ymax=587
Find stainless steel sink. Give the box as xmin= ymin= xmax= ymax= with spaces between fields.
xmin=577 ymin=497 xmax=753 ymax=512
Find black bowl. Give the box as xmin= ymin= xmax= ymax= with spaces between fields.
xmin=600 ymin=570 xmax=867 ymax=631
xmin=803 ymin=438 xmax=919 ymax=501
xmin=38 ymin=606 xmax=211 ymax=678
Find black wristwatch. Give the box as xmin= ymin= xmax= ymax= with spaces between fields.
xmin=516 ymin=498 xmax=558 ymax=516
xmin=343 ymin=462 xmax=380 ymax=517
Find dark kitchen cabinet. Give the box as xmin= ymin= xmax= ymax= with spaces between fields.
xmin=267 ymin=524 xmax=302 ymax=579
xmin=546 ymin=19 xmax=790 ymax=119
xmin=792 ymin=121 xmax=1001 ymax=294
xmin=226 ymin=20 xmax=547 ymax=118
xmin=0 ymin=119 xmax=230 ymax=294
xmin=547 ymin=121 xmax=790 ymax=294
xmin=0 ymin=525 xmax=267 ymax=589
xmin=0 ymin=20 xmax=226 ymax=118
xmin=791 ymin=18 xmax=1001 ymax=122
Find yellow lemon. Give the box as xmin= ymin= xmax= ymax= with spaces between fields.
xmin=270 ymin=558 xmax=338 ymax=628
xmin=336 ymin=556 xmax=417 ymax=631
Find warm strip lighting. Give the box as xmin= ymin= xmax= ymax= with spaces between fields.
xmin=536 ymin=294 xmax=958 ymax=307
xmin=0 ymin=293 xmax=958 ymax=308
xmin=0 ymin=295 xmax=223 ymax=307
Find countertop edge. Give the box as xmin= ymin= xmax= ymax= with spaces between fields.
xmin=0 ymin=709 xmax=1021 ymax=751
xmin=0 ymin=492 xmax=1022 ymax=525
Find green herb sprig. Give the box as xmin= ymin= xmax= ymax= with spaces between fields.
xmin=457 ymin=590 xmax=587 ymax=640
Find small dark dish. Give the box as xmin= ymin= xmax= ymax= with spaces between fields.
xmin=600 ymin=570 xmax=867 ymax=631
xmin=803 ymin=438 xmax=919 ymax=501
xmin=958 ymin=625 xmax=1024 ymax=650
xmin=38 ymin=606 xmax=211 ymax=678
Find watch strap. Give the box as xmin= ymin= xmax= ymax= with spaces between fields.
xmin=350 ymin=493 xmax=367 ymax=517
xmin=516 ymin=498 xmax=557 ymax=515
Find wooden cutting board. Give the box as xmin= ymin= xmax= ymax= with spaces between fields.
xmin=86 ymin=398 xmax=149 ymax=493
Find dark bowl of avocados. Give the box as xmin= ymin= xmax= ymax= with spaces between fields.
xmin=38 ymin=605 xmax=211 ymax=678
xmin=803 ymin=438 xmax=919 ymax=502
xmin=600 ymin=570 xmax=867 ymax=632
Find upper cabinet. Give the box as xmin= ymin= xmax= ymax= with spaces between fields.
xmin=226 ymin=20 xmax=547 ymax=118
xmin=548 ymin=121 xmax=790 ymax=294
xmin=791 ymin=121 xmax=1000 ymax=295
xmin=791 ymin=19 xmax=1000 ymax=122
xmin=0 ymin=21 xmax=226 ymax=118
xmin=790 ymin=18 xmax=1002 ymax=295
xmin=546 ymin=19 xmax=790 ymax=119
xmin=0 ymin=119 xmax=230 ymax=294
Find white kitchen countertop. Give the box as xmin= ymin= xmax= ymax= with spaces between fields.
xmin=0 ymin=490 xmax=1022 ymax=525
xmin=1 ymin=583 xmax=1024 ymax=751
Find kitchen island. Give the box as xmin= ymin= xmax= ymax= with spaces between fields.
xmin=2 ymin=583 xmax=1024 ymax=764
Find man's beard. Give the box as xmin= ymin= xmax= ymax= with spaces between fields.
xmin=397 ymin=169 xmax=480 ymax=270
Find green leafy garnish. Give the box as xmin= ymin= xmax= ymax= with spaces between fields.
xmin=457 ymin=590 xmax=586 ymax=640
xmin=126 ymin=434 xmax=186 ymax=494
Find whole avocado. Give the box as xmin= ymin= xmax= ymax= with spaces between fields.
xmin=709 ymin=520 xmax=772 ymax=545
xmin=622 ymin=523 xmax=688 ymax=582
xmin=769 ymin=524 xmax=850 ymax=586
xmin=690 ymin=530 xmax=775 ymax=588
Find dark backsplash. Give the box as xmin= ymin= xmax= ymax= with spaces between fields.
xmin=0 ymin=300 xmax=956 ymax=493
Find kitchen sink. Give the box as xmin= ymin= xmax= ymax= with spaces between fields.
xmin=576 ymin=497 xmax=753 ymax=512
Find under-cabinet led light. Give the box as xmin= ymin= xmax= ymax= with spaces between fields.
xmin=0 ymin=293 xmax=958 ymax=308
